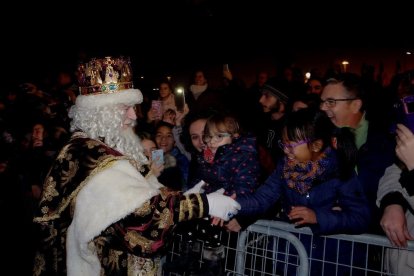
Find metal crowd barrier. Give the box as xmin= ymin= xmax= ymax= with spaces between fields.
xmin=165 ymin=219 xmax=414 ymax=276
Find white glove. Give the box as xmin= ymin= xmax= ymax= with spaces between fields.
xmin=184 ymin=180 xmax=206 ymax=195
xmin=206 ymin=189 xmax=241 ymax=221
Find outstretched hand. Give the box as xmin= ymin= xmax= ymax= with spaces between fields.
xmin=207 ymin=190 xmax=240 ymax=221
xmin=211 ymin=193 xmax=237 ymax=226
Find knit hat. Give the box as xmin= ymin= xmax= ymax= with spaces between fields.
xmin=75 ymin=56 xmax=143 ymax=109
xmin=262 ymin=80 xmax=289 ymax=104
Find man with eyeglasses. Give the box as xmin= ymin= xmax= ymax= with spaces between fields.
xmin=320 ymin=73 xmax=395 ymax=234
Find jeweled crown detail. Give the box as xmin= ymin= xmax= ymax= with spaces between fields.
xmin=77 ymin=56 xmax=134 ymax=95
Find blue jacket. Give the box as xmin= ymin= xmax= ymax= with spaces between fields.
xmin=191 ymin=135 xmax=261 ymax=196
xmin=356 ymin=127 xmax=395 ymax=233
xmin=237 ymin=155 xmax=370 ymax=235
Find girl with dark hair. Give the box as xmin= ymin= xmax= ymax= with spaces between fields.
xmin=235 ymin=108 xmax=370 ymax=275
xmin=236 ymin=108 xmax=369 ymax=234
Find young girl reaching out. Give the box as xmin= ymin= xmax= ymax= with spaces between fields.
xmin=235 ymin=108 xmax=370 ymax=275
xmin=236 ymin=108 xmax=370 ymax=234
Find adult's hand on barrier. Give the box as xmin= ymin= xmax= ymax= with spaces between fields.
xmin=288 ymin=206 xmax=317 ymax=226
xmin=381 ymin=204 xmax=413 ymax=248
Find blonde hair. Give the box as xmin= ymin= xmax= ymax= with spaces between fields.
xmin=204 ymin=113 xmax=240 ymax=136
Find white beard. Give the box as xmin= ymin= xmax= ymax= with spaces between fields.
xmin=69 ymin=105 xmax=149 ymax=166
xmin=111 ymin=127 xmax=148 ymax=166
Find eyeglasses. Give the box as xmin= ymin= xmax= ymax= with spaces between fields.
xmin=278 ymin=139 xmax=311 ymax=152
xmin=202 ymin=133 xmax=231 ymax=143
xmin=320 ymin=98 xmax=357 ymax=108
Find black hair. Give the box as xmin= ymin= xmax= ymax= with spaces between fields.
xmin=154 ymin=121 xmax=175 ymax=133
xmin=181 ymin=111 xmax=215 ymax=153
xmin=284 ymin=108 xmax=357 ymax=180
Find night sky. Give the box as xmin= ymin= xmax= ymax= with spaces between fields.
xmin=3 ymin=1 xmax=413 ymax=86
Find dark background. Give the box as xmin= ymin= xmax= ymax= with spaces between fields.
xmin=3 ymin=1 xmax=413 ymax=86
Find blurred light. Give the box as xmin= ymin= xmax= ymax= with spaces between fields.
xmin=140 ymin=76 xmax=144 ymax=79
xmin=167 ymin=76 xmax=172 ymax=81
xmin=406 ymin=51 xmax=412 ymax=55
xmin=341 ymin=60 xmax=350 ymax=72
xmin=305 ymin=72 xmax=311 ymax=79
xmin=176 ymin=87 xmax=184 ymax=94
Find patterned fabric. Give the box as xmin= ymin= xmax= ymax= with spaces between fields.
xmin=283 ymin=147 xmax=336 ymax=195
xmin=193 ymin=135 xmax=261 ymax=196
xmin=33 ymin=132 xmax=128 ymax=276
xmin=33 ymin=132 xmax=208 ymax=276
xmin=94 ymin=189 xmax=206 ymax=275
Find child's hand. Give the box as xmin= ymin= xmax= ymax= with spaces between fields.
xmin=288 ymin=206 xmax=317 ymax=226
xmin=225 ymin=218 xmax=242 ymax=232
xmin=150 ymin=162 xmax=164 ymax=177
xmin=211 ymin=216 xmax=224 ymax=227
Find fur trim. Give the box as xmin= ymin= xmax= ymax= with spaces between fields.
xmin=67 ymin=159 xmax=160 ymax=275
xmin=76 ymin=89 xmax=143 ymax=109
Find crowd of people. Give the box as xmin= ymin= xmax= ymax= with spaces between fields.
xmin=1 ymin=56 xmax=413 ymax=275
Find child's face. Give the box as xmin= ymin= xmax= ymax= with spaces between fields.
xmin=141 ymin=139 xmax=157 ymax=159
xmin=204 ymin=126 xmax=232 ymax=154
xmin=280 ymin=130 xmax=313 ymax=163
xmin=155 ymin=126 xmax=175 ymax=153
xmin=280 ymin=139 xmax=312 ymax=162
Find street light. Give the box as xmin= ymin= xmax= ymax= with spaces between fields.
xmin=341 ymin=60 xmax=349 ymax=72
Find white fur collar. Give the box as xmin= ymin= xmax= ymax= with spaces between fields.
xmin=67 ymin=159 xmax=161 ymax=275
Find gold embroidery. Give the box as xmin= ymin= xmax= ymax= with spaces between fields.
xmin=134 ymin=200 xmax=152 ymax=216
xmin=151 ymin=230 xmax=158 ymax=238
xmin=56 ymin=144 xmax=70 ymax=161
xmin=196 ymin=193 xmax=204 ymax=218
xmin=33 ymin=253 xmax=46 ymax=276
xmin=124 ymin=231 xmax=153 ymax=253
xmin=86 ymin=139 xmax=99 ymax=149
xmin=41 ymin=177 xmax=59 ymax=203
xmin=34 ymin=155 xmax=128 ymax=223
xmin=108 ymin=249 xmax=123 ymax=271
xmin=60 ymin=160 xmax=79 ymax=186
xmin=40 ymin=206 xmax=49 ymax=215
xmin=158 ymin=187 xmax=169 ymax=200
xmin=127 ymin=255 xmax=159 ymax=276
xmin=158 ymin=208 xmax=173 ymax=229
xmin=187 ymin=195 xmax=193 ymax=219
xmin=179 ymin=198 xmax=186 ymax=222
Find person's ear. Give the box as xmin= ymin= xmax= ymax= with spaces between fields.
xmin=311 ymin=139 xmax=323 ymax=152
xmin=331 ymin=137 xmax=338 ymax=149
xmin=351 ymin=98 xmax=363 ymax=113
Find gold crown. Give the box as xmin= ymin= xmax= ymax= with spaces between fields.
xmin=77 ymin=56 xmax=134 ymax=95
